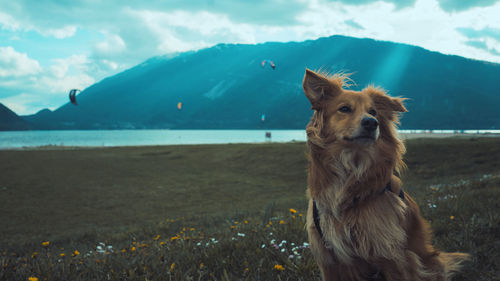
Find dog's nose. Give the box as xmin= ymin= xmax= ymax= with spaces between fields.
xmin=361 ymin=117 xmax=378 ymax=131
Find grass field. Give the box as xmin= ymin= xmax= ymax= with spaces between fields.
xmin=0 ymin=137 xmax=499 ymax=280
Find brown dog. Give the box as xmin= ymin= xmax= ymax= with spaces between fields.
xmin=303 ymin=69 xmax=468 ymax=281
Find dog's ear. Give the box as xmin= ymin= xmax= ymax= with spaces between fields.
xmin=389 ymin=97 xmax=407 ymax=112
xmin=303 ymin=69 xmax=341 ymax=110
xmin=366 ymin=86 xmax=407 ymax=113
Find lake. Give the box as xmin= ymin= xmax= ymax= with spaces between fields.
xmin=0 ymin=130 xmax=306 ymax=148
xmin=0 ymin=129 xmax=498 ymax=149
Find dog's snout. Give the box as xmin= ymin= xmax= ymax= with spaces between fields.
xmin=361 ymin=117 xmax=378 ymax=131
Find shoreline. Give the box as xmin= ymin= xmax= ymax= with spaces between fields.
xmin=1 ymin=133 xmax=499 ymax=150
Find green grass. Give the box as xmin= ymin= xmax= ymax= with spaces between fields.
xmin=0 ymin=137 xmax=499 ymax=280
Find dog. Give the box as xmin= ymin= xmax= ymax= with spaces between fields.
xmin=302 ymin=69 xmax=468 ymax=281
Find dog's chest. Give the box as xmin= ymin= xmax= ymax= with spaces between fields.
xmin=320 ymin=198 xmax=407 ymax=262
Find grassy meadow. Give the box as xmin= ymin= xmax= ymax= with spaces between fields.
xmin=0 ymin=137 xmax=499 ymax=280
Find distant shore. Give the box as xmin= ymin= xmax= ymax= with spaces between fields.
xmin=1 ymin=131 xmax=499 ymax=150
xmin=399 ymin=132 xmax=500 ymax=139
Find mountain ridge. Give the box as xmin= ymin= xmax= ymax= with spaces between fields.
xmin=0 ymin=103 xmax=32 ymax=130
xmin=8 ymin=35 xmax=500 ymax=130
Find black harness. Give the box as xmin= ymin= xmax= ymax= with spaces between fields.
xmin=312 ymin=182 xmax=405 ymax=240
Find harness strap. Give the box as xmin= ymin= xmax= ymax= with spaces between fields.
xmin=312 ymin=200 xmax=324 ymax=239
xmin=384 ymin=182 xmax=405 ymax=201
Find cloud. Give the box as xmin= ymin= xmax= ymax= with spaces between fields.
xmin=49 ymin=55 xmax=89 ymax=78
xmin=295 ymin=0 xmax=500 ymax=64
xmin=464 ymin=39 xmax=500 ymax=56
xmin=325 ymin=0 xmax=417 ymax=9
xmin=0 ymin=6 xmax=77 ymax=39
xmin=128 ymin=9 xmax=258 ymax=54
xmin=0 ymin=93 xmax=31 ymax=114
xmin=0 ymin=46 xmax=42 ymax=77
xmin=465 ymin=40 xmax=489 ymax=50
xmin=31 ymin=55 xmax=95 ymax=95
xmin=344 ymin=19 xmax=364 ymax=30
xmin=41 ymin=25 xmax=78 ymax=39
xmin=457 ymin=26 xmax=500 ymax=56
xmin=0 ymin=10 xmax=22 ymax=31
xmin=126 ymin=0 xmax=307 ymax=26
xmin=457 ymin=27 xmax=500 ymax=42
xmin=0 ymin=48 xmax=96 ymax=114
xmin=93 ymin=33 xmax=127 ymax=57
xmin=39 ymin=72 xmax=94 ymax=95
xmin=437 ymin=0 xmax=500 ymax=12
xmin=0 ymin=93 xmax=45 ymax=115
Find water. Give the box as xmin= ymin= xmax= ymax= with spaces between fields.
xmin=1 ymin=129 xmax=499 ymax=149
xmin=0 ymin=130 xmax=307 ymax=149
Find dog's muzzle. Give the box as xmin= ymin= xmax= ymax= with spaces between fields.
xmin=344 ymin=117 xmax=379 ymax=144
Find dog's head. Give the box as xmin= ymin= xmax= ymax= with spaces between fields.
xmin=303 ymin=69 xmax=407 ymax=148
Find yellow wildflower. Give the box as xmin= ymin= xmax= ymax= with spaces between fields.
xmin=268 ymin=221 xmax=273 ymax=225
xmin=299 ymin=213 xmax=303 ymax=217
xmin=170 ymin=262 xmax=175 ymax=272
xmin=234 ymin=221 xmax=239 ymax=225
xmin=31 ymin=252 xmax=38 ymax=259
xmin=244 ymin=220 xmax=248 ymax=224
xmin=200 ymin=262 xmax=204 ymax=269
xmin=153 ymin=234 xmax=160 ymax=241
xmin=289 ymin=208 xmax=297 ymax=214
xmin=231 ymin=225 xmax=236 ymax=229
xmin=279 ymin=220 xmax=285 ymax=225
xmin=73 ymin=250 xmax=80 ymax=256
xmin=131 ymin=246 xmax=136 ymax=252
xmin=60 ymin=253 xmax=66 ymax=257
xmin=28 ymin=277 xmax=38 ymax=281
xmin=160 ymin=241 xmax=166 ymax=246
xmin=121 ymin=249 xmax=127 ymax=253
xmin=274 ymin=264 xmax=285 ymax=271
xmin=450 ymin=215 xmax=455 ymax=220
xmin=190 ymin=228 xmax=195 ymax=231
xmin=171 ymin=236 xmax=179 ymax=241
xmin=41 ymin=241 xmax=50 ymax=247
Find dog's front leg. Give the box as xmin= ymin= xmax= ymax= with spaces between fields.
xmin=309 ymin=235 xmax=341 ymax=281
xmin=307 ymin=199 xmax=341 ymax=281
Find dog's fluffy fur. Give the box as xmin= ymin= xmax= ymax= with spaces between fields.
xmin=303 ymin=69 xmax=468 ymax=281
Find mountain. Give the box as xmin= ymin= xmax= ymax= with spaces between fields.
xmin=0 ymin=103 xmax=32 ymax=130
xmin=21 ymin=35 xmax=500 ymax=130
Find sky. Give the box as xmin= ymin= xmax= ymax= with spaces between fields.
xmin=1 ymin=0 xmax=500 ymax=115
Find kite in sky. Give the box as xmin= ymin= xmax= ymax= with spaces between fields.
xmin=261 ymin=60 xmax=276 ymax=70
xmin=68 ymin=89 xmax=80 ymax=105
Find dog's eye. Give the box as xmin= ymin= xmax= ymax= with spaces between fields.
xmin=338 ymin=106 xmax=352 ymax=113
xmin=368 ymin=109 xmax=377 ymax=116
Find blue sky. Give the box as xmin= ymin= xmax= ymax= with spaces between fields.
xmin=1 ymin=0 xmax=500 ymax=115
